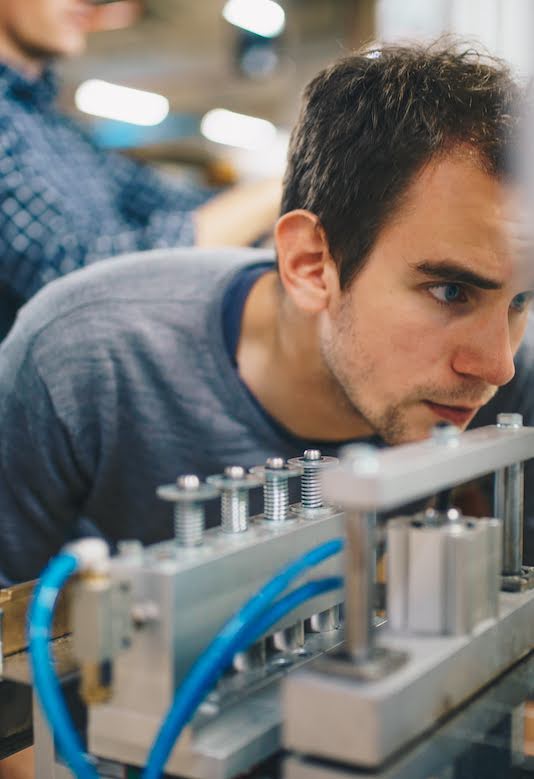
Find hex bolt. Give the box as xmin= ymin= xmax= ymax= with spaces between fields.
xmin=251 ymin=457 xmax=300 ymax=522
xmin=156 ymin=475 xmax=219 ymax=547
xmin=494 ymin=413 xmax=524 ymax=576
xmin=207 ymin=466 xmax=261 ymax=533
xmin=288 ymin=449 xmax=339 ymax=516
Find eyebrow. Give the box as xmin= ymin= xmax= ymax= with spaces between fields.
xmin=412 ymin=260 xmax=503 ymax=291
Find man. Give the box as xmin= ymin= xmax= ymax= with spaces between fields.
xmin=0 ymin=41 xmax=533 ymax=588
xmin=0 ymin=0 xmax=281 ymax=336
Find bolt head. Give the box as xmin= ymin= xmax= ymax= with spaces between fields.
xmin=446 ymin=508 xmax=462 ymax=523
xmin=265 ymin=456 xmax=285 ymax=470
xmin=176 ymin=474 xmax=200 ymax=490
xmin=224 ymin=465 xmax=246 ymax=480
xmin=304 ymin=449 xmax=322 ymax=461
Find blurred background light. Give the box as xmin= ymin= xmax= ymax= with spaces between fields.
xmin=222 ymin=0 xmax=286 ymax=39
xmin=75 ymin=79 xmax=169 ymax=126
xmin=238 ymin=34 xmax=280 ymax=78
xmin=201 ymin=108 xmax=277 ymax=150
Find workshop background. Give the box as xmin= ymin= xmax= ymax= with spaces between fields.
xmin=57 ymin=0 xmax=533 ymax=188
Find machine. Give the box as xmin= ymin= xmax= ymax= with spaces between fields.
xmin=1 ymin=414 xmax=533 ymax=778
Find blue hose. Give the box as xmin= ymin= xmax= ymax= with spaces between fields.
xmin=143 ymin=537 xmax=344 ymax=779
xmin=28 ymin=553 xmax=100 ymax=779
xmin=143 ymin=575 xmax=343 ymax=779
xmin=28 ymin=537 xmax=344 ymax=779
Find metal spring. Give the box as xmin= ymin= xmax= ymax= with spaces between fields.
xmin=174 ymin=503 xmax=204 ymax=546
xmin=301 ymin=465 xmax=322 ymax=509
xmin=264 ymin=475 xmax=289 ymax=522
xmin=221 ymin=490 xmax=249 ymax=533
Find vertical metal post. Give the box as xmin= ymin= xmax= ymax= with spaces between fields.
xmin=344 ymin=509 xmax=376 ymax=660
xmin=494 ymin=413 xmax=524 ymax=576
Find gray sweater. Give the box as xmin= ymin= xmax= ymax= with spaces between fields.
xmin=0 ymin=247 xmax=533 ymax=584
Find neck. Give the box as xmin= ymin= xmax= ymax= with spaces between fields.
xmin=237 ymin=271 xmax=374 ymax=441
xmin=0 ymin=32 xmax=46 ymax=78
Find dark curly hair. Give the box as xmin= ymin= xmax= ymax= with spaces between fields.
xmin=281 ymin=41 xmax=521 ymax=288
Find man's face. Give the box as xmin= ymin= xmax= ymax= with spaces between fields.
xmin=0 ymin=0 xmax=96 ymax=59
xmin=319 ymin=152 xmax=533 ymax=445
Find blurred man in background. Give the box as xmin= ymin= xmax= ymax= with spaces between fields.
xmin=0 ymin=0 xmax=281 ymax=338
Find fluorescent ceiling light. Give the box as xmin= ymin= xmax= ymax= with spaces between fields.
xmin=222 ymin=0 xmax=285 ymax=38
xmin=201 ymin=108 xmax=277 ymax=150
xmin=75 ymin=79 xmax=169 ymax=126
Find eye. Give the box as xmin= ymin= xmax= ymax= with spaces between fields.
xmin=428 ymin=283 xmax=468 ymax=305
xmin=510 ymin=291 xmax=534 ymax=313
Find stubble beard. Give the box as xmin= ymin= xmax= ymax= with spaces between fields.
xmin=319 ymin=300 xmax=496 ymax=446
xmin=318 ymin=299 xmax=403 ymax=443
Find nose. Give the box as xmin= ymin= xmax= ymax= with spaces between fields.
xmin=451 ymin=312 xmax=516 ymax=388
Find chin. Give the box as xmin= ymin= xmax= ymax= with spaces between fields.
xmin=378 ymin=416 xmax=437 ymax=447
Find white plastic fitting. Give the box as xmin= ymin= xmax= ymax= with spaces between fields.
xmin=63 ymin=538 xmax=111 ymax=574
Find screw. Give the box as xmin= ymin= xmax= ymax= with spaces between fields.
xmin=339 ymin=443 xmax=380 ymax=473
xmin=431 ymin=422 xmax=460 ymax=446
xmin=497 ymin=413 xmax=523 ymax=429
xmin=156 ymin=475 xmax=219 ymax=546
xmin=207 ymin=466 xmax=261 ymax=533
xmin=288 ymin=449 xmax=339 ymax=515
xmin=250 ymin=457 xmax=300 ymax=522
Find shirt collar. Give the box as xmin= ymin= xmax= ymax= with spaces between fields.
xmin=0 ymin=60 xmax=59 ymax=108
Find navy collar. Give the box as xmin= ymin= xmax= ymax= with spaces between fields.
xmin=0 ymin=61 xmax=59 ymax=108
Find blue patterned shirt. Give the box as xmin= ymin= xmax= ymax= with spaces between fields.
xmin=0 ymin=62 xmax=212 ymax=302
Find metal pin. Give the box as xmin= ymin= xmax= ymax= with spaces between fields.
xmin=494 ymin=413 xmax=524 ymax=576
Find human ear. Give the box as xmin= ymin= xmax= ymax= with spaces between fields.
xmin=275 ymin=210 xmax=339 ymax=313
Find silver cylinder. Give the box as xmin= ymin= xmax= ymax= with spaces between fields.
xmin=444 ymin=525 xmax=476 ymax=636
xmin=174 ymin=503 xmax=204 ymax=546
xmin=386 ymin=518 xmax=410 ymax=632
xmin=407 ymin=524 xmax=447 ymax=634
xmin=221 ymin=489 xmax=249 ymax=533
xmin=344 ymin=510 xmax=376 ymax=660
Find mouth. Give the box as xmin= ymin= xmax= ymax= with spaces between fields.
xmin=423 ymin=401 xmax=480 ymax=427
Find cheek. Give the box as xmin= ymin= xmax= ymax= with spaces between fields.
xmin=362 ymin=299 xmax=447 ymax=367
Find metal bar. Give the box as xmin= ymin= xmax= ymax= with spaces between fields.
xmin=344 ymin=511 xmax=375 ymax=660
xmin=322 ymin=425 xmax=534 ymax=511
xmin=494 ymin=414 xmax=525 ymax=576
xmin=494 ymin=462 xmax=524 ymax=575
